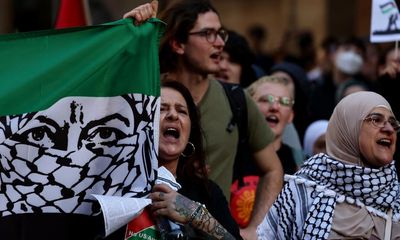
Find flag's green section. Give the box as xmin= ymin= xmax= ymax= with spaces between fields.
xmin=0 ymin=18 xmax=164 ymax=116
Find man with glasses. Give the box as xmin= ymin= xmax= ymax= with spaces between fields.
xmin=124 ymin=1 xmax=283 ymax=239
xmin=188 ymin=28 xmax=229 ymax=43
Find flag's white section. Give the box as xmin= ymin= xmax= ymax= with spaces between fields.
xmin=94 ymin=166 xmax=180 ymax=236
xmin=92 ymin=195 xmax=151 ymax=237
xmin=0 ymin=95 xmax=159 ymax=217
xmin=371 ymin=0 xmax=400 ymax=42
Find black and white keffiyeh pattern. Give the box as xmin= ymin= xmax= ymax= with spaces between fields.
xmin=257 ymin=153 xmax=400 ymax=240
xmin=0 ymin=95 xmax=159 ymax=217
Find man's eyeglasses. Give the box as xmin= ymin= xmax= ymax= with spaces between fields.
xmin=258 ymin=94 xmax=294 ymax=107
xmin=363 ymin=113 xmax=400 ymax=132
xmin=188 ymin=28 xmax=229 ymax=43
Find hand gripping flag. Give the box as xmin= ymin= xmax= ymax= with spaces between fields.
xmin=0 ymin=18 xmax=164 ymax=239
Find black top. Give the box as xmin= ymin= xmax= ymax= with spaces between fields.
xmin=278 ymin=143 xmax=299 ymax=175
xmin=178 ymin=179 xmax=243 ymax=240
xmin=376 ymin=72 xmax=400 ymax=178
xmin=233 ymin=142 xmax=298 ymax=181
xmin=308 ymin=73 xmax=337 ymax=123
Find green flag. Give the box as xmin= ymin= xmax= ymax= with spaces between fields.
xmin=0 ymin=18 xmax=162 ymax=115
xmin=0 ymin=18 xmax=164 ymax=238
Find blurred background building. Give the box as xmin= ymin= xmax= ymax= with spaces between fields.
xmin=0 ymin=0 xmax=385 ymax=46
xmin=0 ymin=0 xmax=398 ymax=76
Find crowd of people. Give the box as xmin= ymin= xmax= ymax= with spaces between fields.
xmin=3 ymin=0 xmax=400 ymax=239
xmin=125 ymin=0 xmax=400 ymax=239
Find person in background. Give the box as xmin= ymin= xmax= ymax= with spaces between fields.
xmin=296 ymin=30 xmax=318 ymax=76
xmin=214 ymin=29 xmax=259 ymax=88
xmin=308 ymin=36 xmax=368 ymax=122
xmin=376 ymin=45 xmax=400 ymax=117
xmin=124 ymin=1 xmax=283 ymax=239
xmin=375 ymin=45 xmax=400 ymax=178
xmin=335 ymin=78 xmax=370 ymax=104
xmin=307 ymin=36 xmax=338 ymax=85
xmin=361 ymin=41 xmax=381 ymax=84
xmin=229 ymin=76 xmax=302 ymax=229
xmin=149 ymin=81 xmax=241 ymax=239
xmin=257 ymin=91 xmax=400 ymax=239
xmin=303 ymin=119 xmax=329 ymax=158
xmin=247 ymin=76 xmax=303 ymax=174
xmin=269 ymin=61 xmax=310 ymax=143
xmin=269 ymin=62 xmax=309 ymax=161
xmin=246 ymin=24 xmax=274 ymax=74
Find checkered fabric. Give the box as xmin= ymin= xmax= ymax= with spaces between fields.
xmin=257 ymin=153 xmax=400 ymax=240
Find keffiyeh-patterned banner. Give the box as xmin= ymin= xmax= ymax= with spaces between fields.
xmin=0 ymin=18 xmax=164 ymax=238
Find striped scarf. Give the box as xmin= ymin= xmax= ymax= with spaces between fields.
xmin=257 ymin=153 xmax=400 ymax=240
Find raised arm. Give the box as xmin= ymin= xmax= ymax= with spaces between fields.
xmin=241 ymin=144 xmax=284 ymax=240
xmin=122 ymin=0 xmax=158 ymax=25
xmin=149 ymin=184 xmax=235 ymax=239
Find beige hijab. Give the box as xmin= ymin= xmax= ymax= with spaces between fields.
xmin=326 ymin=91 xmax=392 ymax=166
xmin=325 ymin=91 xmax=399 ymax=239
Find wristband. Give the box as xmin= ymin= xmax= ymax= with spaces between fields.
xmin=188 ymin=202 xmax=202 ymax=224
xmin=197 ymin=204 xmax=208 ymax=221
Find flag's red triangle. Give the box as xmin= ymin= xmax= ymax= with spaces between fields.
xmin=55 ymin=0 xmax=89 ymax=29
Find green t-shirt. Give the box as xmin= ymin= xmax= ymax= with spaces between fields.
xmin=198 ymin=79 xmax=274 ymax=200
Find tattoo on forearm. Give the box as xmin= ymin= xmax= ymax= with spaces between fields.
xmin=193 ymin=206 xmax=235 ymax=240
xmin=175 ymin=194 xmax=198 ymax=222
xmin=174 ymin=196 xmax=235 ymax=239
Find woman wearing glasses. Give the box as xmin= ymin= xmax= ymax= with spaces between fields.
xmin=257 ymin=91 xmax=400 ymax=239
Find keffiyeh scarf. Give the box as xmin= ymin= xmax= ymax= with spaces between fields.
xmin=257 ymin=153 xmax=400 ymax=240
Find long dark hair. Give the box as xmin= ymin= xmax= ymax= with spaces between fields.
xmin=158 ymin=0 xmax=219 ymax=73
xmin=161 ymin=81 xmax=208 ymax=185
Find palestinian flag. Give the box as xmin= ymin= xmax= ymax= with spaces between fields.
xmin=0 ymin=18 xmax=164 ymax=239
xmin=379 ymin=0 xmax=398 ymax=14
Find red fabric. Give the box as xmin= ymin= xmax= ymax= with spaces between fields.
xmin=230 ymin=175 xmax=259 ymax=228
xmin=125 ymin=208 xmax=155 ymax=236
xmin=55 ymin=0 xmax=87 ymax=29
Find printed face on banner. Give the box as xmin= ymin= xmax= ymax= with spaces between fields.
xmin=0 ymin=94 xmax=158 ymax=216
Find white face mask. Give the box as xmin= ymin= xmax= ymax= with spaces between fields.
xmin=334 ymin=51 xmax=363 ymax=75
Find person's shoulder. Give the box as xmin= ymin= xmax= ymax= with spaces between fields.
xmin=205 ymin=179 xmax=226 ymax=197
xmin=209 ymin=78 xmax=224 ymax=88
xmin=212 ymin=79 xmax=242 ymax=102
xmin=206 ymin=78 xmax=230 ymax=99
xmin=206 ymin=178 xmax=221 ymax=190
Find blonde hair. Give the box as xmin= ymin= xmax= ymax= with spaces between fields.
xmin=246 ymin=76 xmax=294 ymax=98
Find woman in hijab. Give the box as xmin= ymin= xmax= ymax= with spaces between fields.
xmin=257 ymin=91 xmax=400 ymax=239
xmin=303 ymin=119 xmax=329 ymax=158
